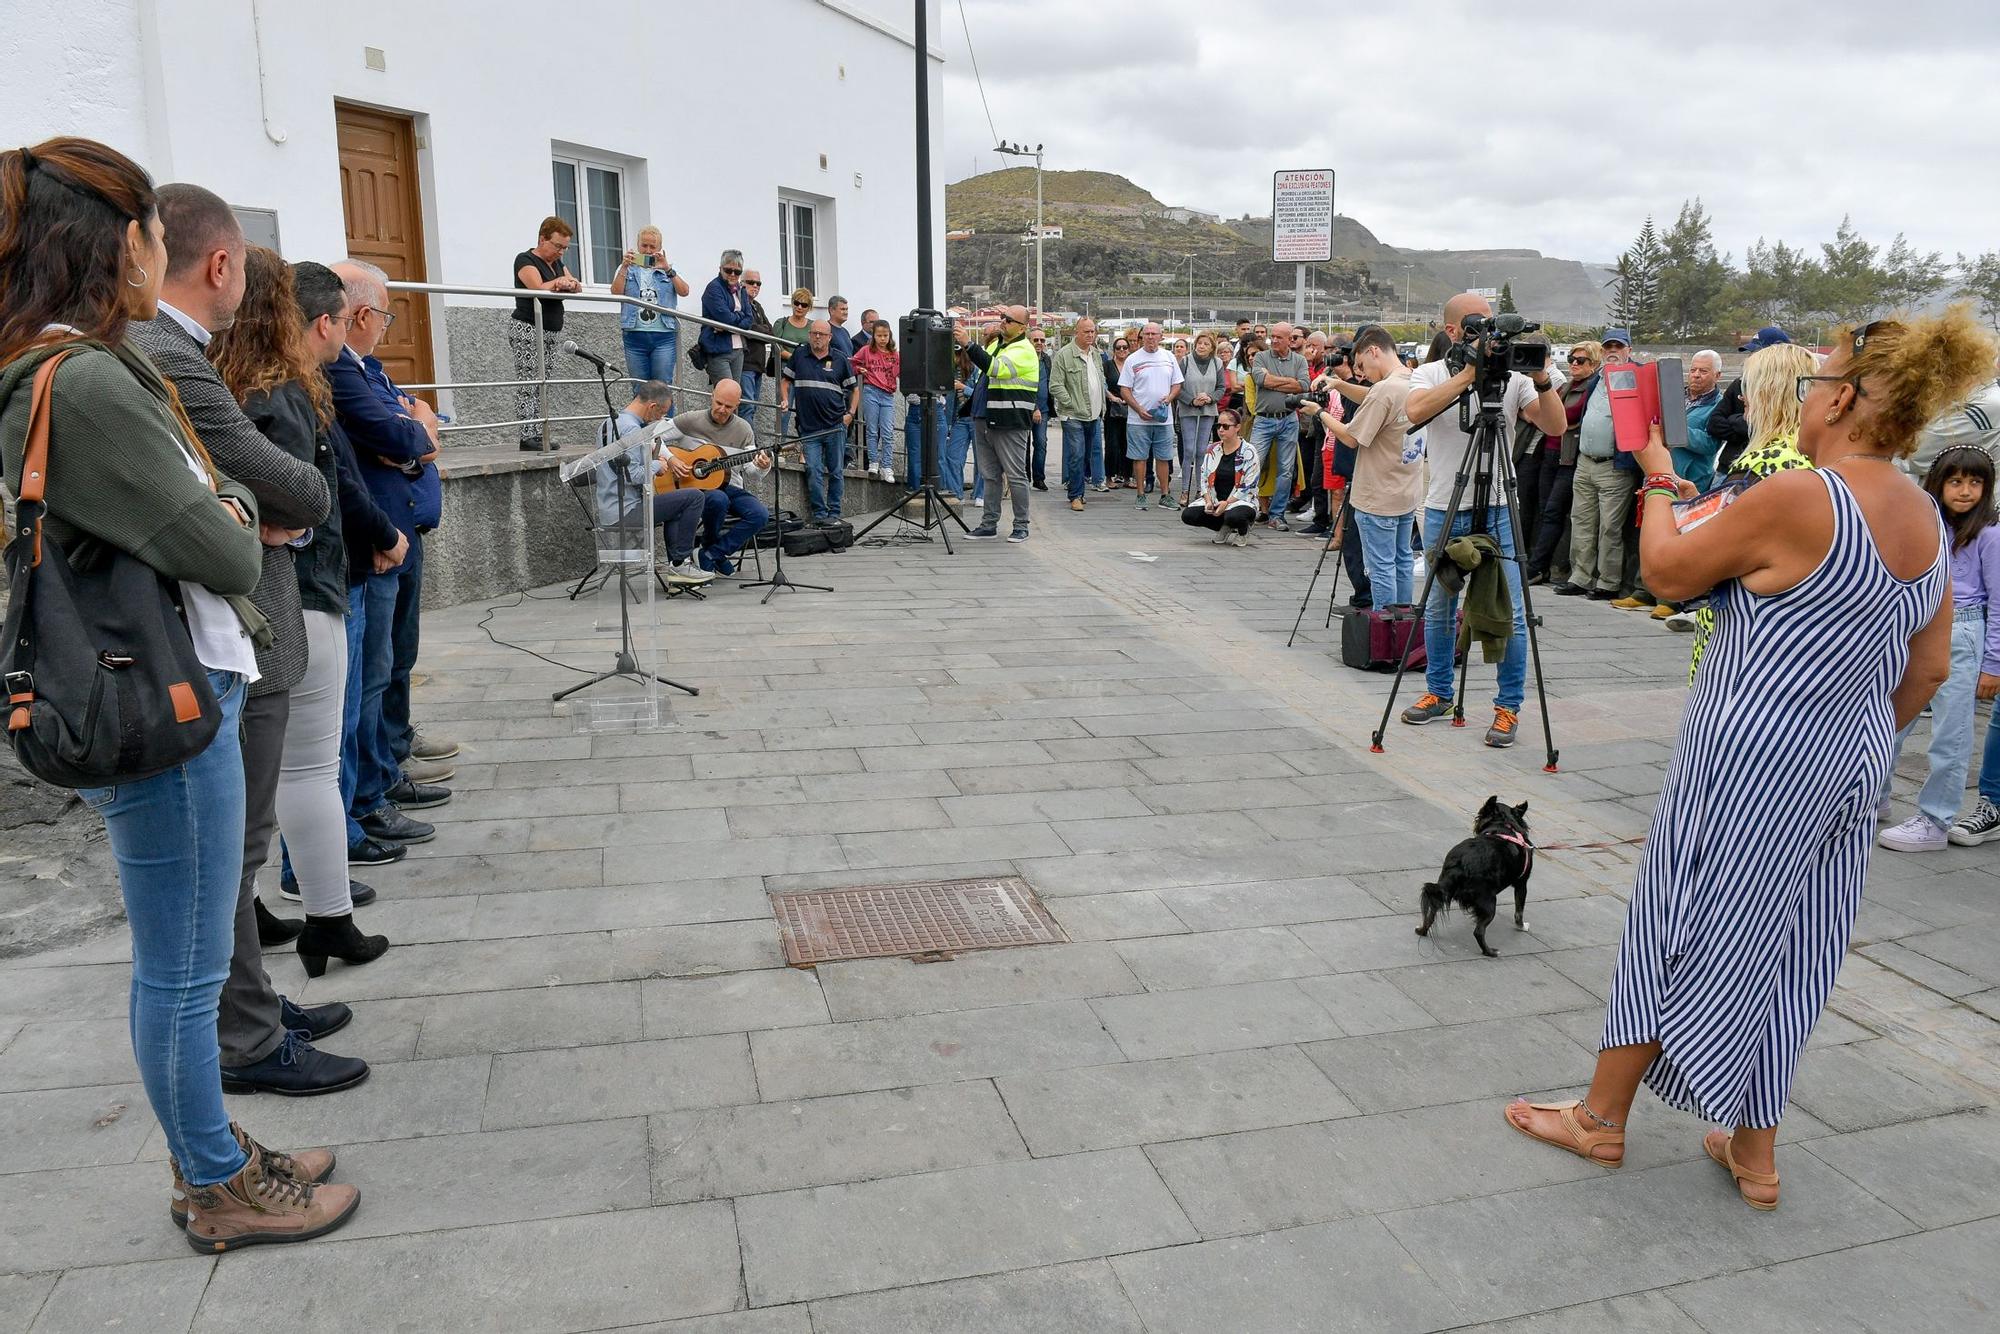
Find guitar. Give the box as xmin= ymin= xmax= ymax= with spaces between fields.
xmin=652 ymin=441 xmax=791 ymax=493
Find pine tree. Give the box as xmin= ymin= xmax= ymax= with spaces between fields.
xmin=1812 ymin=215 xmax=1882 ymax=323
xmin=1497 ymin=281 xmax=1517 ymax=314
xmin=1605 ymin=216 xmax=1665 ymax=337
xmin=1655 ymin=199 xmax=1729 ymax=341
xmin=1958 ymin=251 xmax=2000 ymax=330
xmin=1879 ymin=234 xmax=1948 ymax=312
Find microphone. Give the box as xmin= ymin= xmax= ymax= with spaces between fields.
xmin=562 ymin=339 xmax=611 ymax=372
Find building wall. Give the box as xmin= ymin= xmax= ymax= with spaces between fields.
xmin=1 ymin=0 xmax=946 ymax=407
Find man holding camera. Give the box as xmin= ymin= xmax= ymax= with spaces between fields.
xmin=1308 ymin=327 xmax=1418 ymax=604
xmin=1399 ymin=293 xmax=1567 ymax=747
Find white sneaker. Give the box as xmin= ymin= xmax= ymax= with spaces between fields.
xmin=1878 ymin=814 xmax=1947 ymax=853
xmin=1664 ymin=611 xmax=1699 ymax=632
xmin=881 ymin=467 xmax=895 ymax=484
xmin=1949 ymin=796 xmax=2000 ymax=846
xmin=665 ymin=559 xmax=716 ymax=586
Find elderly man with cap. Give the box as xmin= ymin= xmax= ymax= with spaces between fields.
xmin=1559 ymin=326 xmax=1640 ymax=603
xmin=955 ymin=304 xmax=1039 ymax=541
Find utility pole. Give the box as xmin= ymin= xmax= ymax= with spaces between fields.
xmin=1185 ymin=253 xmax=1195 ymax=332
xmin=995 ymin=140 xmax=1045 ymax=316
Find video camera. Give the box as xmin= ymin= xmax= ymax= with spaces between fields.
xmin=1445 ymin=313 xmax=1549 ymax=399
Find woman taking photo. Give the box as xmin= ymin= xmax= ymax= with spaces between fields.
xmin=0 ymin=138 xmax=357 ymax=1248
xmin=209 ymin=248 xmax=389 ymax=976
xmin=609 ymin=225 xmax=689 ymax=387
xmin=1504 ymin=308 xmax=1990 ymax=1211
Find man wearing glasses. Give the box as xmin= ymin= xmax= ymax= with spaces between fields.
xmin=1029 ymin=327 xmax=1053 ymax=490
xmin=738 ymin=269 xmax=773 ymax=429
xmin=1050 ymin=318 xmax=1106 ymax=510
xmin=955 ymin=306 xmax=1040 ymax=541
xmin=698 ymin=249 xmax=758 ymax=388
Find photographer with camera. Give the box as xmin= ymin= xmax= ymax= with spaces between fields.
xmin=610 ymin=227 xmax=691 ymax=388
xmin=1305 ymin=326 xmax=1418 ymax=604
xmin=1398 ymin=293 xmax=1568 ymax=747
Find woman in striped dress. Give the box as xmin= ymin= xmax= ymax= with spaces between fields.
xmin=1505 ymin=309 xmax=1994 ymax=1209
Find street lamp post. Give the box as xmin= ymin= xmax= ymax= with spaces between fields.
xmin=996 ymin=140 xmax=1044 ymax=317
xmin=1400 ymin=263 xmax=1413 ymax=318
xmin=1185 ymin=253 xmax=1195 ymax=332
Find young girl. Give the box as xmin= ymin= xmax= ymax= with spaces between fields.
xmin=1880 ymin=445 xmax=2000 ymax=852
xmin=850 ymin=321 xmax=901 ymax=483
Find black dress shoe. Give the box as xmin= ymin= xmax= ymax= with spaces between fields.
xmin=1586 ymin=588 xmax=1617 ymax=601
xmin=1550 ymin=582 xmax=1587 ymax=596
xmin=278 ymin=995 xmax=353 ymax=1041
xmin=220 ymin=1031 xmax=369 ymax=1096
xmin=255 ymin=899 xmax=304 ymax=948
xmin=385 ymin=778 xmax=451 ymax=810
xmin=280 ymin=875 xmax=378 ymax=907
xmin=359 ymin=806 xmax=435 ymax=845
xmin=346 ymin=836 xmax=408 ymax=867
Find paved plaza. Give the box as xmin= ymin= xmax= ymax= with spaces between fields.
xmin=4 ymin=493 xmax=1999 ymax=1333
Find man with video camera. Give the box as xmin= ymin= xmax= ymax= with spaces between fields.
xmin=1398 ymin=293 xmax=1568 ymax=747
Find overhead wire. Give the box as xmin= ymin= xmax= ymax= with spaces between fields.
xmin=955 ymin=0 xmax=1000 ymax=150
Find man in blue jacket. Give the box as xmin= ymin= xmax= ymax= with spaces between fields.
xmin=330 ymin=261 xmax=454 ymax=861
xmin=699 ymin=250 xmax=757 ymax=387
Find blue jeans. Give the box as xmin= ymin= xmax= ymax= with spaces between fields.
xmin=621 ymin=329 xmax=677 ymax=386
xmin=1896 ymin=609 xmax=1983 ymax=825
xmin=1061 ymin=418 xmax=1101 ymax=500
xmin=1422 ymin=505 xmax=1527 ymax=711
xmin=351 ymin=534 xmax=419 ymax=821
xmin=801 ymin=429 xmax=845 ymax=521
xmin=1177 ymin=416 xmax=1211 ymax=493
xmin=1250 ymin=414 xmax=1299 ymax=511
xmin=739 ymin=369 xmax=761 ymax=429
xmin=945 ymin=418 xmax=973 ymax=498
xmin=1357 ymin=510 xmax=1417 ymax=606
xmin=904 ymin=398 xmax=948 ymax=487
xmin=79 ymin=670 xmax=252 ymax=1187
xmin=702 ymin=483 xmax=769 ymax=560
xmin=1031 ymin=416 xmax=1048 ymax=484
xmin=861 ymin=385 xmax=897 ymax=472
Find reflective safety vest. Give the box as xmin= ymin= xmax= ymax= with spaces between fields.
xmin=979 ymin=334 xmax=1040 ymax=430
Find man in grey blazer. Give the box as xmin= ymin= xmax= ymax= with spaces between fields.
xmin=131 ymin=184 xmax=367 ymax=1097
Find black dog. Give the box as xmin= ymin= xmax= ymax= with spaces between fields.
xmin=1416 ymin=796 xmax=1533 ymax=957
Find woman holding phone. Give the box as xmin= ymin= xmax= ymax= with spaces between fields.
xmin=611 ymin=226 xmax=690 ymax=387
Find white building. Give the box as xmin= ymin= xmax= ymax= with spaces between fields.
xmin=1 ymin=0 xmax=946 ymax=415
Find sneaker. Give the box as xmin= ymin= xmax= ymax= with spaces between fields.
xmin=402 ymin=754 xmax=455 ymax=784
xmin=1664 ymin=611 xmax=1699 ymax=632
xmin=1879 ymin=813 xmax=1948 ymax=853
xmin=1611 ymin=595 xmax=1650 ymax=610
xmin=1297 ymin=524 xmax=1330 ymax=538
xmin=1949 ymin=796 xmax=2000 ymax=846
xmin=1032 ymin=481 xmax=1049 ymax=491
xmin=346 ymin=835 xmax=407 ymax=867
xmin=1229 ymin=530 xmax=1250 ymax=547
xmin=1649 ymin=604 xmax=1677 ymax=620
xmin=1007 ymin=527 xmax=1029 ymax=543
xmin=1266 ymin=516 xmax=1292 ymax=532
xmin=1401 ymin=693 xmax=1454 ymax=725
xmin=665 ymin=559 xmax=716 ymax=587
xmin=967 ymin=525 xmax=1000 ymax=540
xmin=358 ymin=806 xmax=434 ymax=844
xmin=181 ymin=1142 xmax=360 ymax=1253
xmin=1136 ymin=496 xmax=1149 ymax=511
xmin=881 ymin=467 xmax=896 ymax=484
xmin=697 ymin=548 xmax=737 ymax=577
xmin=279 ymin=876 xmax=377 ymax=908
xmin=1485 ymin=706 xmax=1520 ymax=748
xmin=1070 ymin=498 xmax=1085 ymax=512
xmin=1526 ymin=571 xmax=1550 ymax=587
xmin=1092 ymin=483 xmax=1109 ymax=493
xmin=169 ymin=1122 xmax=338 ymax=1230
xmin=410 ymin=730 xmax=458 ymax=761
xmin=385 ymin=778 xmax=451 ymax=810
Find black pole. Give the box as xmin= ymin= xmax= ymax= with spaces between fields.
xmin=914 ymin=0 xmax=933 ymax=310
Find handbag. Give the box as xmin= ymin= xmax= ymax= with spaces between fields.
xmin=2 ymin=350 xmax=222 ymax=787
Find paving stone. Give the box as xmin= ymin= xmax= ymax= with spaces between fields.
xmin=943 ymin=759 xmax=1148 ymax=795
xmin=750 ymin=1000 xmax=1126 ymax=1101
xmin=1883 ymin=919 xmax=2000 ymax=990
xmin=1043 ymin=890 xmax=1188 ymax=942
xmin=484 ymin=1035 xmax=756 ymax=1129
xmin=604 ymin=833 xmax=849 ymax=882
xmin=807 ymin=1260 xmax=1144 ymax=1334
xmin=31 ymin=1256 xmax=213 ymax=1334
xmin=735 ymin=1149 xmax=1196 ymax=1305
xmin=1035 ymin=736 xmax=1156 ymax=762
xmin=1156 ymin=877 xmax=1384 ymax=930
xmin=370 ymin=849 xmax=604 ymax=898
xmin=1788 ymin=1040 xmax=1983 ymax=1132
xmin=816 ymin=943 xmax=1142 ymax=1021
xmin=642 ymin=968 xmax=830 ymax=1037
xmin=1665 ymin=1217 xmax=2000 ymax=1334
xmin=226 ymin=1054 xmax=491 ymax=1145
xmin=998 ymin=1046 xmax=1357 ymax=1155
xmin=1114 ymin=927 xmax=1330 ymax=990
xmin=1292 ymin=912 xmax=1552 ymax=973
xmin=1110 ymin=1215 xmax=1463 ymax=1334
xmin=0 ymin=1084 xmax=153 ymax=1174
xmin=468 ymin=879 xmax=773 ymax=936
xmin=1294 ymin=973 xmax=1439 ymax=1036
xmin=726 ymin=797 xmax=950 ymax=838
xmin=608 ymin=921 xmax=787 ymax=979
xmin=1536 ymin=943 xmax=1620 ymax=1000
xmin=1129 ymin=777 xmax=1319 ymax=815
xmin=837 ymin=822 xmax=1072 ymax=870
xmin=619 ymin=775 xmax=804 ymax=813
xmin=0 ymin=1019 xmax=136 ymax=1093
xmin=0 ymin=963 xmax=135 ymax=1023
xmin=1129 ymin=753 xmax=1304 ymax=785
xmin=1380 ymin=1156 xmax=1914 ymax=1324
xmin=190 ymin=1204 xmax=742 ymax=1333
xmin=693 ymin=748 xmax=861 ymax=780
xmin=936 ymin=788 xmax=1154 ymax=826
xmin=292 ymin=933 xmax=619 ymax=1003
xmin=1383 ymin=955 xmax=1602 ymax=1025
xmin=650 ymin=1081 xmax=1025 ymax=1203
xmin=763 ymin=860 xmax=1019 ymax=893
xmin=1092 ymin=980 xmax=1345 ymax=1060
xmin=412 ymin=981 xmax=642 ymax=1059
xmin=1443 ymin=1292 xmax=1705 ymax=1333
xmin=1302 ymin=1017 xmax=1593 ymax=1113
xmin=599 ymin=1310 xmax=811 ymax=1334
xmin=858 ymin=740 xmax=1051 ymax=773
xmin=1800 ymin=1109 xmax=2000 ymax=1227
xmin=0 ymin=1162 xmax=190 ymax=1274
xmin=0 ymin=1272 xmax=53 ymax=1329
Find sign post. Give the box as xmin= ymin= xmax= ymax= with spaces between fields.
xmin=1271 ymin=169 xmax=1335 ymax=324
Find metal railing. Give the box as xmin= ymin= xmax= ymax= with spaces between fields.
xmin=384 ymin=279 xmax=791 ymax=450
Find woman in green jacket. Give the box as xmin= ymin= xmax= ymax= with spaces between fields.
xmin=0 ymin=137 xmax=358 ymax=1251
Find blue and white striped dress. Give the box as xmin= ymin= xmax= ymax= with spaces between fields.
xmin=1603 ymin=470 xmax=1948 ymax=1128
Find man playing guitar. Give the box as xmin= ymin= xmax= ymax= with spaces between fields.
xmin=598 ymin=380 xmax=714 ymax=587
xmin=668 ymin=379 xmax=772 ymax=576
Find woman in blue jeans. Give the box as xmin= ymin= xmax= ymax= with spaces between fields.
xmin=610 ymin=225 xmax=690 ymax=385
xmin=0 ymin=137 xmax=358 ymax=1250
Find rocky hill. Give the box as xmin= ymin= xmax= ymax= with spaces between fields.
xmin=945 ymin=168 xmax=1611 ymax=326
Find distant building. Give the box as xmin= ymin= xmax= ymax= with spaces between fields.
xmin=1162 ymin=207 xmax=1219 ymax=224
xmin=1129 ymin=273 xmax=1176 ymax=286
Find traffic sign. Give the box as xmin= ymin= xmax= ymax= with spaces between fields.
xmin=1271 ymin=170 xmax=1335 ymax=264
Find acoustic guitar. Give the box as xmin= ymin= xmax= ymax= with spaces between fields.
xmin=653 ymin=441 xmax=781 ymax=493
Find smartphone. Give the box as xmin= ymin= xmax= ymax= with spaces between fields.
xmin=641 ymin=253 xmax=660 ymax=268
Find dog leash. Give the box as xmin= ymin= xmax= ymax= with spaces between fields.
xmin=1535 ymin=835 xmax=1648 ymax=853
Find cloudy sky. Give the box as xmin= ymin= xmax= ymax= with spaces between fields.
xmin=938 ymin=0 xmax=1999 ymax=267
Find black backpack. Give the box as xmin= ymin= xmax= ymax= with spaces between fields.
xmin=2 ymin=350 xmax=222 ymax=788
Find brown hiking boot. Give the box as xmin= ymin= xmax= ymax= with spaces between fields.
xmin=170 ymin=1122 xmax=337 ymax=1228
xmin=182 ymin=1143 xmax=358 ymax=1253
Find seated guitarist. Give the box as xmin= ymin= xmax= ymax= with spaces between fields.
xmin=598 ymin=380 xmax=713 ymax=587
xmin=670 ymin=378 xmax=771 ymax=576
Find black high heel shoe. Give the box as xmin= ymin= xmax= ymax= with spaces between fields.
xmin=296 ymin=914 xmax=390 ymax=978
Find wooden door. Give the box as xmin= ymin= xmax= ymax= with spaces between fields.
xmin=335 ymin=103 xmax=435 ymax=396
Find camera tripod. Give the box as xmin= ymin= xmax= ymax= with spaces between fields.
xmin=852 ymin=392 xmax=970 ymax=551
xmin=1369 ymin=387 xmax=1559 ymax=772
xmin=1286 ymin=482 xmax=1362 ymax=647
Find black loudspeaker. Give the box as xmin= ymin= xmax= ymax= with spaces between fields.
xmin=899 ymin=310 xmax=956 ymax=395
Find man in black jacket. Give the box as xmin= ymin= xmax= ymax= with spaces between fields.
xmin=131 ymin=184 xmax=366 ymax=1098
xmin=1712 ymin=327 xmax=1790 ymax=474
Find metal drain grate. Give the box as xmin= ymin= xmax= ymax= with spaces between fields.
xmin=771 ymin=876 xmax=1066 ymax=967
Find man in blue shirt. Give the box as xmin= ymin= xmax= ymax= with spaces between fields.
xmin=778 ymin=321 xmax=859 ymax=524
xmin=1679 ymin=349 xmax=1724 ymax=494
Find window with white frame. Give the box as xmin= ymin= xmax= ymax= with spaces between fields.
xmin=778 ymin=196 xmax=820 ymax=300
xmin=551 ymin=153 xmax=625 ymax=287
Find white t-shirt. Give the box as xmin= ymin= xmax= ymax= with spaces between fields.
xmin=1118 ymin=346 xmax=1183 ymax=425
xmin=1407 ymin=360 xmax=1540 ymax=512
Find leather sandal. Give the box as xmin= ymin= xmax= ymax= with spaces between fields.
xmin=1703 ymin=1130 xmax=1779 ymax=1211
xmin=1503 ymin=1098 xmax=1626 ymax=1167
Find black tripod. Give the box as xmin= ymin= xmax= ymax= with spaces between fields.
xmin=1286 ymin=483 xmax=1359 ymax=647
xmin=1369 ymin=388 xmax=1558 ymax=771
xmin=555 ymin=369 xmax=698 ymax=703
xmin=853 ymin=391 xmax=970 ymax=550
xmin=741 ymin=427 xmax=834 ymax=605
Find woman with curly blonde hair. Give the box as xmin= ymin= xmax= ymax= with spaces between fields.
xmin=1505 ymin=307 xmax=1994 ymax=1212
